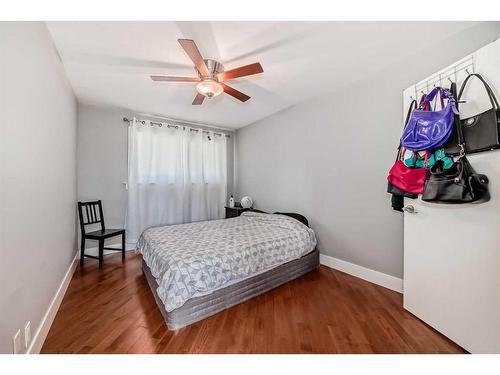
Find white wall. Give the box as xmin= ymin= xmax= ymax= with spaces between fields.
xmin=0 ymin=22 xmax=77 ymax=353
xmin=77 ymin=103 xmax=235 ymax=248
xmin=236 ymin=22 xmax=500 ymax=278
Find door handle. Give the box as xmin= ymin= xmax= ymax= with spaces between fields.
xmin=403 ymin=205 xmax=417 ymax=214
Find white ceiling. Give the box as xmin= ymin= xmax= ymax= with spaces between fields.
xmin=47 ymin=21 xmax=481 ymax=129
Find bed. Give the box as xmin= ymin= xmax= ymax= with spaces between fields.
xmin=137 ymin=211 xmax=319 ymax=330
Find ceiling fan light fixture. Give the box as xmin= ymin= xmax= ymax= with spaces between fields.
xmin=196 ymin=79 xmax=223 ymax=98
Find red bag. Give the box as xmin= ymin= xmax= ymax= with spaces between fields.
xmin=387 ymin=160 xmax=428 ymax=194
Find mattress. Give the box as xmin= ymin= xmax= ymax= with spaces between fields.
xmin=136 ymin=211 xmax=317 ymax=312
xmin=142 ymin=248 xmax=319 ymax=330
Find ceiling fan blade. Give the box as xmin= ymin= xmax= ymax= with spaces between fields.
xmin=178 ymin=39 xmax=210 ymax=77
xmin=217 ymin=62 xmax=263 ymax=82
xmin=192 ymin=92 xmax=205 ymax=105
xmin=221 ymin=83 xmax=250 ymax=102
xmin=151 ymin=75 xmax=200 ymax=82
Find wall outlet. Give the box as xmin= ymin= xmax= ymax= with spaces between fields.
xmin=24 ymin=321 xmax=31 ymax=348
xmin=13 ymin=329 xmax=22 ymax=354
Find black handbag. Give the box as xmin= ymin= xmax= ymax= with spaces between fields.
xmin=422 ymin=157 xmax=489 ymax=203
xmin=444 ymin=73 xmax=500 ymax=155
xmin=388 ymin=183 xmax=418 ymax=199
xmin=388 ymin=100 xmax=418 ymax=212
xmin=423 ymin=84 xmax=490 ymax=204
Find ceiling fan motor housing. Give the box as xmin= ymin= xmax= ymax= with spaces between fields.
xmin=197 ymin=59 xmax=225 ymax=80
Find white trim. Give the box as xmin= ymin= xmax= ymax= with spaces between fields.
xmin=320 ymin=253 xmax=403 ymax=294
xmin=81 ymin=243 xmax=135 ymax=258
xmin=27 ymin=252 xmax=78 ymax=354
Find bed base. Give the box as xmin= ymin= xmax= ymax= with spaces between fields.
xmin=142 ymin=248 xmax=320 ymax=330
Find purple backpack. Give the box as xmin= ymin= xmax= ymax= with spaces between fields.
xmin=401 ymin=85 xmax=458 ymax=151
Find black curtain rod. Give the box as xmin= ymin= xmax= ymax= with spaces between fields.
xmin=122 ymin=117 xmax=230 ymax=138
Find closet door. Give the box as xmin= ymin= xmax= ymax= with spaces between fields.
xmin=402 ymin=38 xmax=500 ymax=354
xmin=403 ymin=157 xmax=500 ymax=353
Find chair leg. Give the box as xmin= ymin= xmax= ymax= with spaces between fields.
xmin=98 ymin=239 xmax=104 ymax=269
xmin=80 ymin=237 xmax=85 ymax=266
xmin=122 ymin=233 xmax=126 ymax=260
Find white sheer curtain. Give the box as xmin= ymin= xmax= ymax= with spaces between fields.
xmin=125 ymin=118 xmax=227 ymax=243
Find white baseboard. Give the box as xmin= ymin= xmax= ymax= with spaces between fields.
xmin=27 ymin=252 xmax=78 ymax=354
xmin=82 ymin=243 xmax=135 ymax=258
xmin=319 ymin=253 xmax=403 ymax=294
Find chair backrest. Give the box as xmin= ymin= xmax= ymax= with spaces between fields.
xmin=78 ymin=200 xmax=105 ymax=234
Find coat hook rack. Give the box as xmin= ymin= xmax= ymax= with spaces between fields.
xmin=409 ymin=56 xmax=474 ymax=102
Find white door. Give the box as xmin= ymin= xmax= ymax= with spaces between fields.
xmin=403 ymin=38 xmax=500 ymax=353
xmin=403 ymin=153 xmax=500 ymax=353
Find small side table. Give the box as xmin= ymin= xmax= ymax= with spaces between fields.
xmin=225 ymin=206 xmax=249 ymax=218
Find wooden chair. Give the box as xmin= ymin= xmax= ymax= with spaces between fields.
xmin=78 ymin=200 xmax=125 ymax=268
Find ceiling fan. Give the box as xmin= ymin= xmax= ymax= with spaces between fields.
xmin=151 ymin=39 xmax=264 ymax=105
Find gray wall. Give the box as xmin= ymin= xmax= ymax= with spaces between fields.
xmin=236 ymin=22 xmax=500 ymax=278
xmin=0 ymin=22 xmax=77 ymax=353
xmin=77 ymin=103 xmax=235 ymax=247
xmin=77 ymin=104 xmax=133 ymax=248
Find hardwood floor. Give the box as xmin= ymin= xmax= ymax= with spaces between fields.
xmin=41 ymin=252 xmax=465 ymax=354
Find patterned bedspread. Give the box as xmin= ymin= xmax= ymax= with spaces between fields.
xmin=136 ymin=211 xmax=317 ymax=312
